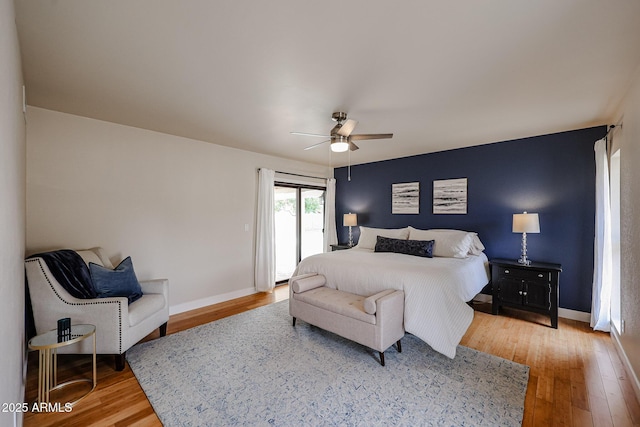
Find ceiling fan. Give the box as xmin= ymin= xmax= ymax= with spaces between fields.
xmin=291 ymin=112 xmax=393 ymax=152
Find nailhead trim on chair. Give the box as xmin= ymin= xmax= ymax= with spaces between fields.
xmin=26 ymin=258 xmax=124 ymax=354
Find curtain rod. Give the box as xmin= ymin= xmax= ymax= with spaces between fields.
xmin=605 ymin=121 xmax=623 ymax=138
xmin=604 ymin=122 xmax=623 ymax=154
xmin=257 ymin=168 xmax=329 ymax=180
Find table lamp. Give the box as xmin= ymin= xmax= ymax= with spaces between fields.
xmin=343 ymin=213 xmax=358 ymax=247
xmin=513 ymin=212 xmax=540 ymax=265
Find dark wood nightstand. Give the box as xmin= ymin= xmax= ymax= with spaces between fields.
xmin=491 ymin=258 xmax=562 ymax=328
xmin=330 ymin=244 xmax=351 ymax=251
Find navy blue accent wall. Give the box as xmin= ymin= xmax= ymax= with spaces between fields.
xmin=335 ymin=126 xmax=605 ymax=313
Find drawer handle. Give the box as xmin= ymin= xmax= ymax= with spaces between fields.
xmin=519 ymin=290 xmax=528 ymax=296
xmin=538 ymin=274 xmax=544 ymax=278
xmin=518 ymin=290 xmax=522 ymax=295
xmin=504 ymin=269 xmax=510 ymax=274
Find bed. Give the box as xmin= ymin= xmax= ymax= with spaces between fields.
xmin=291 ymin=226 xmax=490 ymax=359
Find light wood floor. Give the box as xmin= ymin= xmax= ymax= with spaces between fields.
xmin=23 ymin=286 xmax=640 ymax=426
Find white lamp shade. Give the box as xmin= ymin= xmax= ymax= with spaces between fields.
xmin=343 ymin=213 xmax=357 ymax=227
xmin=512 ymin=212 xmax=540 ymax=233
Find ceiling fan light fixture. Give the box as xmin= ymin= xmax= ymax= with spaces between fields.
xmin=331 ymin=136 xmax=349 ymax=152
xmin=294 ymin=111 xmax=392 ymax=153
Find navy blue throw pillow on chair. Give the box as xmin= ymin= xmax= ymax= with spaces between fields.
xmin=89 ymin=256 xmax=143 ymax=304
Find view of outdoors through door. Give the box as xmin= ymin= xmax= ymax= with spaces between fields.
xmin=275 ymin=185 xmax=325 ymax=282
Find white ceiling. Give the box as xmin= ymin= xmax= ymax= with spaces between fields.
xmin=15 ymin=1 xmax=640 ymax=167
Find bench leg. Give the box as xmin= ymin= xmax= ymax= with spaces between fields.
xmin=396 ymin=339 xmax=402 ymax=353
xmin=292 ymin=317 xmax=296 ymax=327
xmin=379 ymin=351 xmax=385 ymax=366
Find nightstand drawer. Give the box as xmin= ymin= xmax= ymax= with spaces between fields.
xmin=498 ymin=267 xmax=549 ymax=282
xmin=330 ymin=244 xmax=351 ymax=251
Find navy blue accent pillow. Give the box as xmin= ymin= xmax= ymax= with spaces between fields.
xmin=374 ymin=236 xmax=434 ymax=258
xmin=89 ymin=256 xmax=143 ymax=304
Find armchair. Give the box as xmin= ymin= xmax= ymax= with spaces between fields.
xmin=25 ymin=247 xmax=169 ymax=370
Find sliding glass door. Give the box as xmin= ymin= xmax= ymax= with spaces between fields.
xmin=300 ymin=188 xmax=325 ymax=259
xmin=274 ymin=186 xmax=298 ymax=282
xmin=274 ymin=184 xmax=325 ymax=283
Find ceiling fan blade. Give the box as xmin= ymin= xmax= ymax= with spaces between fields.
xmin=349 ymin=133 xmax=393 ymax=141
xmin=349 ymin=141 xmax=359 ymax=151
xmin=337 ymin=119 xmax=358 ymax=137
xmin=291 ymin=132 xmax=331 ymax=138
xmin=304 ymin=139 xmax=330 ymax=150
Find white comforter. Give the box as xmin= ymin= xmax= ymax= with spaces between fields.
xmin=292 ymin=248 xmax=490 ymax=358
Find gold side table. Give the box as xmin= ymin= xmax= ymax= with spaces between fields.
xmin=28 ymin=324 xmax=97 ymax=407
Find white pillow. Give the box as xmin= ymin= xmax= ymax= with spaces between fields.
xmin=469 ymin=235 xmax=485 ymax=255
xmin=424 ymin=230 xmax=487 ymax=255
xmin=355 ymin=226 xmax=410 ymax=250
xmin=76 ymin=247 xmax=114 ymax=268
xmin=76 ymin=249 xmax=103 ymax=267
xmin=407 ymin=227 xmax=475 ymax=258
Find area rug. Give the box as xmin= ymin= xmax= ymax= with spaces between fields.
xmin=127 ymin=300 xmax=529 ymax=426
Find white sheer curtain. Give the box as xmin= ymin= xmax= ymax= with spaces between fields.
xmin=323 ymin=178 xmax=338 ymax=252
xmin=255 ymin=168 xmax=275 ymax=292
xmin=591 ymin=138 xmax=612 ymax=331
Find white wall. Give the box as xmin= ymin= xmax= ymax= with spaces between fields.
xmin=0 ymin=0 xmax=27 ymax=425
xmin=612 ymin=67 xmax=640 ymax=394
xmin=26 ymin=107 xmax=331 ymax=312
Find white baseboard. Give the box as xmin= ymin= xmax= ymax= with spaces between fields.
xmin=611 ymin=325 xmax=640 ymax=404
xmin=471 ymin=294 xmax=591 ymax=323
xmin=169 ymin=287 xmax=257 ymax=315
xmin=558 ymin=307 xmax=591 ymax=323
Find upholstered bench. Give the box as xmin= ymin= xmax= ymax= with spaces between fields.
xmin=289 ymin=273 xmax=404 ymax=366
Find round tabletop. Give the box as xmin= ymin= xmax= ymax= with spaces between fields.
xmin=29 ymin=324 xmax=96 ymax=350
